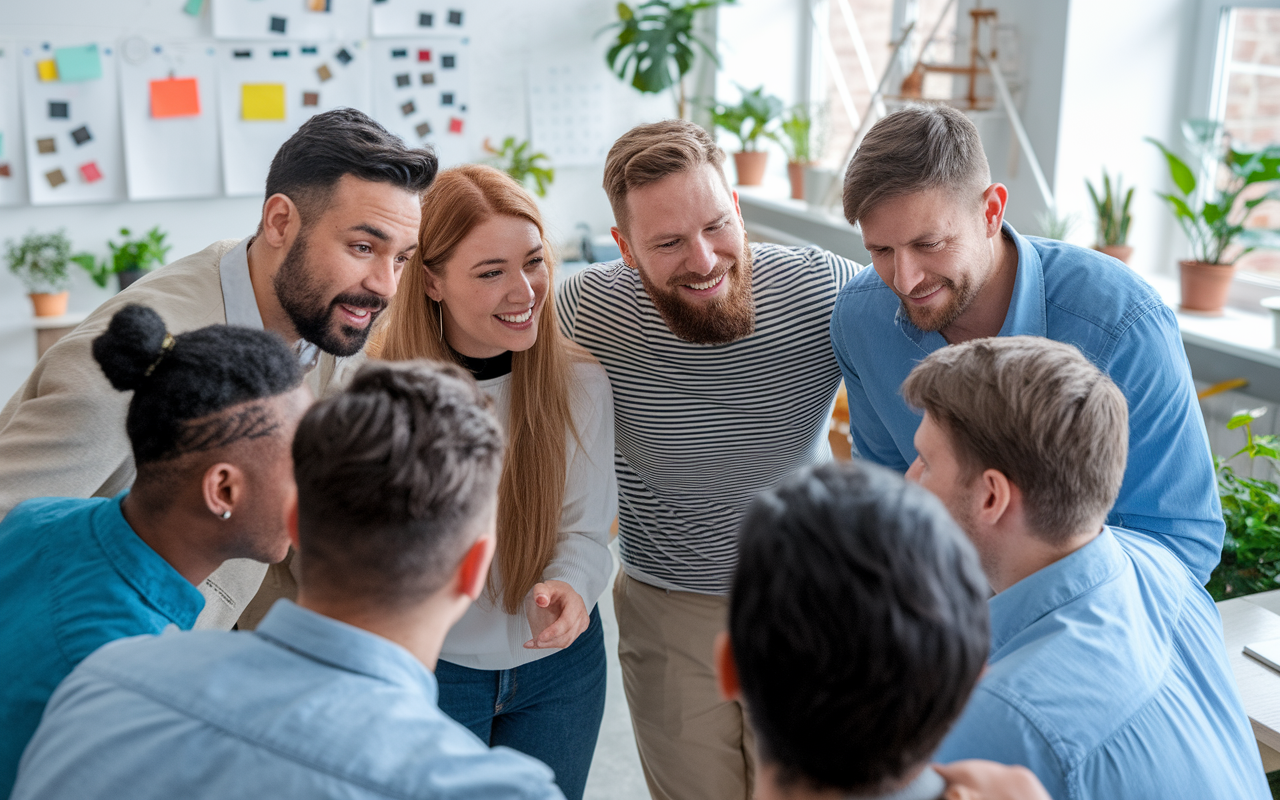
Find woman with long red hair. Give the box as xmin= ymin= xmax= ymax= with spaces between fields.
xmin=374 ymin=164 xmax=615 ymax=800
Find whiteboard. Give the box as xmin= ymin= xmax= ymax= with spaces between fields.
xmin=212 ymin=0 xmax=370 ymax=41
xmin=19 ymin=41 xmax=127 ymax=206
xmin=370 ymin=1 xmax=470 ymax=38
xmin=369 ymin=37 xmax=471 ymax=169
xmin=0 ymin=44 xmax=30 ymax=207
xmin=119 ymin=39 xmax=222 ymax=201
xmin=216 ymin=41 xmax=371 ymax=197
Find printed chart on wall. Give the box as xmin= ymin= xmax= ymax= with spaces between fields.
xmin=119 ymin=39 xmax=221 ymax=200
xmin=19 ymin=41 xmax=126 ymax=206
xmin=370 ymin=1 xmax=469 ymax=38
xmin=212 ymin=0 xmax=369 ymax=41
xmin=0 ymin=45 xmax=30 ymax=206
xmin=528 ymin=58 xmax=612 ymax=168
xmin=217 ymin=41 xmax=370 ymax=197
xmin=370 ymin=38 xmax=471 ymax=169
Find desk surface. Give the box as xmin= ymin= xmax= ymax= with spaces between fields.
xmin=1219 ymin=590 xmax=1280 ymax=759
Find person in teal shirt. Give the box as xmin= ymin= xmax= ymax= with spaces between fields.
xmin=0 ymin=304 xmax=311 ymax=795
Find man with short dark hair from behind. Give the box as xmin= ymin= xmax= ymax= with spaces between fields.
xmin=0 ymin=304 xmax=311 ymax=797
xmin=0 ymin=108 xmax=438 ymax=629
xmin=715 ymin=461 xmax=1051 ymax=800
xmin=902 ymin=336 xmax=1268 ymax=800
xmin=830 ymin=103 xmax=1222 ymax=584
xmin=10 ymin=360 xmax=566 ymax=800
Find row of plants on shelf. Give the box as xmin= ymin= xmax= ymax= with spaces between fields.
xmin=5 ymin=227 xmax=170 ymax=317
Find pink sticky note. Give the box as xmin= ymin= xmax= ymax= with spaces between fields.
xmin=448 ymin=116 xmax=464 ymax=134
xmin=80 ymin=161 xmax=102 ymax=183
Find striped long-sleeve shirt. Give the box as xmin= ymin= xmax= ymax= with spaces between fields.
xmin=556 ymin=244 xmax=862 ymax=594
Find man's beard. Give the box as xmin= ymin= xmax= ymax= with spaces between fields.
xmin=272 ymin=233 xmax=386 ymax=357
xmin=897 ymin=271 xmax=978 ymax=333
xmin=636 ymin=236 xmax=756 ymax=345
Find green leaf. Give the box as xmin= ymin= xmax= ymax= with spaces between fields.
xmin=1146 ymin=137 xmax=1197 ymax=196
xmin=1229 ymin=412 xmax=1256 ymax=430
xmin=1157 ymin=192 xmax=1195 ymax=221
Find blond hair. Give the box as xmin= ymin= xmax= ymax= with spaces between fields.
xmin=375 ymin=164 xmax=580 ymax=614
xmin=900 ymin=336 xmax=1128 ymax=544
xmin=603 ymin=119 xmax=725 ymax=232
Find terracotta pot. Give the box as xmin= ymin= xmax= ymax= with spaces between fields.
xmin=733 ymin=151 xmax=768 ymax=186
xmin=29 ymin=291 xmax=69 ymax=317
xmin=1095 ymin=244 xmax=1133 ymax=265
xmin=1179 ymin=260 xmax=1236 ymax=315
xmin=787 ymin=161 xmax=813 ymax=200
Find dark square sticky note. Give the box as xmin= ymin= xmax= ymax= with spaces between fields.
xmin=420 ymin=72 xmax=435 ymax=85
xmin=442 ymin=54 xmax=456 ymax=69
xmin=80 ymin=161 xmax=102 ymax=182
xmin=46 ymin=168 xmax=66 ymax=188
xmin=0 ymin=164 xmax=11 ymax=178
xmin=391 ymin=48 xmax=407 ymax=58
xmin=441 ymin=92 xmax=454 ymax=106
xmin=49 ymin=101 xmax=69 ymax=119
xmin=447 ymin=9 xmax=463 ymax=25
xmin=269 ymin=15 xmax=287 ymax=33
xmin=300 ymin=46 xmax=318 ymax=54
xmin=418 ymin=12 xmax=433 ymax=26
xmin=395 ymin=73 xmax=410 ymax=88
xmin=400 ymin=100 xmax=415 ymax=116
xmin=335 ymin=48 xmax=352 ymax=65
xmin=415 ymin=121 xmax=431 ymax=138
xmin=302 ymin=91 xmax=319 ymax=107
xmin=448 ymin=116 xmax=463 ymax=134
xmin=36 ymin=137 xmax=56 ymax=154
xmin=233 ymin=49 xmax=252 ymax=59
xmin=70 ymin=125 xmax=92 ymax=146
xmin=418 ymin=49 xmax=431 ymax=62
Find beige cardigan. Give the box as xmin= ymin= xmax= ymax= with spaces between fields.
xmin=0 ymin=239 xmax=361 ymax=629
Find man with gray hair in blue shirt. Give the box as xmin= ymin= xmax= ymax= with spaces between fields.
xmin=831 ymin=103 xmax=1223 ymax=584
xmin=10 ymin=361 xmax=565 ymax=800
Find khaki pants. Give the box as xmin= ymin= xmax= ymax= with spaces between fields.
xmin=613 ymin=569 xmax=755 ymax=800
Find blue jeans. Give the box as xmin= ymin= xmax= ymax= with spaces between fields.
xmin=435 ymin=605 xmax=607 ymax=800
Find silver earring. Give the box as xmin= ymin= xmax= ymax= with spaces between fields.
xmin=220 ymin=509 xmax=231 ymax=520
xmin=437 ymin=300 xmax=444 ymax=341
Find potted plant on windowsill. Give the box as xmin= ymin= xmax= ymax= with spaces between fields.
xmin=71 ymin=226 xmax=171 ymax=293
xmin=1206 ymin=407 xmax=1280 ymax=601
xmin=710 ymin=84 xmax=783 ymax=186
xmin=6 ymin=230 xmax=73 ymax=317
xmin=1086 ymin=169 xmax=1134 ymax=264
xmin=483 ymin=136 xmax=555 ymax=198
xmin=1148 ymin=121 xmax=1280 ymax=314
xmin=772 ymin=105 xmax=815 ymax=200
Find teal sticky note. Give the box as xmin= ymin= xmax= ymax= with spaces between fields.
xmin=54 ymin=44 xmax=103 ymax=83
xmin=183 ymin=0 xmax=204 ymax=16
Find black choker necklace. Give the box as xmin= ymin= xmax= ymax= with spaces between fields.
xmin=453 ymin=349 xmax=513 ymax=381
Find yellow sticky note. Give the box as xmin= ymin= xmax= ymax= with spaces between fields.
xmin=36 ymin=59 xmax=58 ymax=82
xmin=241 ymin=83 xmax=285 ymax=121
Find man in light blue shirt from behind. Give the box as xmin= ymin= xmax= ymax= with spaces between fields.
xmin=901 ymin=335 xmax=1267 ymax=800
xmin=11 ymin=361 xmax=565 ymax=800
xmin=830 ymin=104 xmax=1222 ymax=584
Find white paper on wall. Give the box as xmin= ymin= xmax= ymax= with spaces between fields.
xmin=119 ymin=39 xmax=222 ymax=201
xmin=216 ymin=41 xmax=371 ymax=197
xmin=0 ymin=44 xmax=30 ymax=207
xmin=370 ymin=37 xmax=471 ymax=169
xmin=370 ymin=1 xmax=469 ymax=39
xmin=19 ymin=41 xmax=127 ymax=206
xmin=528 ymin=58 xmax=612 ymax=167
xmin=212 ymin=0 xmax=370 ymax=42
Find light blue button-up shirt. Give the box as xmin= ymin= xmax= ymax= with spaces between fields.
xmin=11 ymin=600 xmax=565 ymax=800
xmin=0 ymin=494 xmax=203 ymax=797
xmin=934 ymin=527 xmax=1268 ymax=800
xmin=830 ymin=223 xmax=1224 ymax=583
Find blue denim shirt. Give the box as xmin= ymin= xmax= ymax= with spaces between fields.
xmin=0 ymin=494 xmax=203 ymax=796
xmin=11 ymin=600 xmax=565 ymax=800
xmin=934 ymin=527 xmax=1268 ymax=800
xmin=830 ymin=223 xmax=1224 ymax=582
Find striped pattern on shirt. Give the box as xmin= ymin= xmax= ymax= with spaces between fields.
xmin=557 ymin=243 xmax=862 ymax=594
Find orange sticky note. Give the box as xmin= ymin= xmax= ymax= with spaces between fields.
xmin=150 ymin=77 xmax=201 ymax=118
xmin=36 ymin=59 xmax=58 ymax=82
xmin=242 ymin=83 xmax=286 ymax=121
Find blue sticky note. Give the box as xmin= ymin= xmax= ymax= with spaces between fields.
xmin=54 ymin=44 xmax=102 ymax=82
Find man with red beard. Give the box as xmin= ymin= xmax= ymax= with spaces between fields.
xmin=0 ymin=109 xmax=435 ymax=629
xmin=830 ymin=104 xmax=1222 ymax=585
xmin=556 ymin=119 xmax=861 ymax=800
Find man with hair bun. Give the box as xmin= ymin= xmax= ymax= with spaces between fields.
xmin=0 ymin=304 xmax=311 ymax=797
xmin=903 ymin=335 xmax=1267 ymax=800
xmin=0 ymin=109 xmax=437 ymax=629
xmin=830 ymin=104 xmax=1222 ymax=584
xmin=11 ymin=360 xmax=564 ymax=800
